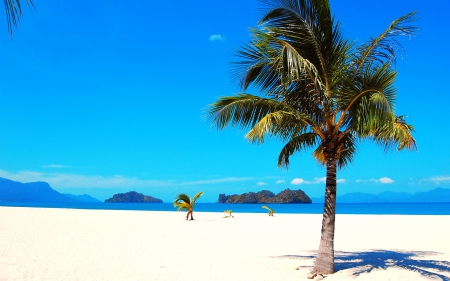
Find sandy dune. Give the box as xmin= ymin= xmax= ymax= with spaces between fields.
xmin=0 ymin=207 xmax=449 ymax=280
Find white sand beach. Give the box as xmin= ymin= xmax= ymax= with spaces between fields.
xmin=0 ymin=207 xmax=449 ymax=281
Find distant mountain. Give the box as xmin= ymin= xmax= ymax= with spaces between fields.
xmin=409 ymin=188 xmax=450 ymax=203
xmin=0 ymin=177 xmax=100 ymax=203
xmin=63 ymin=194 xmax=101 ymax=203
xmin=376 ymin=191 xmax=413 ymax=202
xmin=217 ymin=188 xmax=312 ymax=204
xmin=105 ymin=191 xmax=163 ymax=203
xmin=311 ymin=188 xmax=450 ymax=203
xmin=338 ymin=192 xmax=390 ymax=203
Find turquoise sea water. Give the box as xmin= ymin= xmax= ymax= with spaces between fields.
xmin=0 ymin=202 xmax=449 ymax=215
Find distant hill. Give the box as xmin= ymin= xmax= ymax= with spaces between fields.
xmin=105 ymin=191 xmax=163 ymax=203
xmin=63 ymin=194 xmax=101 ymax=203
xmin=218 ymin=188 xmax=312 ymax=204
xmin=0 ymin=177 xmax=100 ymax=203
xmin=311 ymin=188 xmax=450 ymax=203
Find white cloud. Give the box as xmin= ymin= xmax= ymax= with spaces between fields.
xmin=276 ymin=180 xmax=285 ymax=184
xmin=257 ymin=182 xmax=267 ymax=186
xmin=429 ymin=176 xmax=450 ymax=184
xmin=42 ymin=164 xmax=67 ymax=169
xmin=313 ymin=177 xmax=326 ymax=184
xmin=0 ymin=170 xmax=169 ymax=189
xmin=356 ymin=178 xmax=393 ymax=184
xmin=290 ymin=177 xmax=343 ymax=185
xmin=209 ymin=34 xmax=225 ymax=42
xmin=291 ymin=178 xmax=306 ymax=185
xmin=379 ymin=177 xmax=394 ymax=184
xmin=180 ymin=177 xmax=253 ymax=186
xmin=0 ymin=169 xmax=252 ymax=190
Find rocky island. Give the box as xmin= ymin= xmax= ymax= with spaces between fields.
xmin=105 ymin=191 xmax=163 ymax=203
xmin=217 ymin=188 xmax=312 ymax=204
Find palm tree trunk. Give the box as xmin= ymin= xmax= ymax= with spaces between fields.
xmin=190 ymin=211 xmax=194 ymax=220
xmin=312 ymin=158 xmax=337 ymax=275
xmin=186 ymin=211 xmax=190 ymax=220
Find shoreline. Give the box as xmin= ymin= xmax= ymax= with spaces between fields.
xmin=1 ymin=201 xmax=449 ymax=215
xmin=1 ymin=207 xmax=449 ymax=280
xmin=2 ymin=205 xmax=450 ymax=216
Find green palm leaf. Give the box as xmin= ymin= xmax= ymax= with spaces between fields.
xmin=4 ymin=0 xmax=34 ymax=35
xmin=352 ymin=11 xmax=419 ymax=69
xmin=191 ymin=191 xmax=204 ymax=206
xmin=278 ymin=132 xmax=319 ymax=167
xmin=262 ymin=205 xmax=275 ymax=216
xmin=375 ymin=116 xmax=417 ymax=152
xmin=207 ymin=94 xmax=286 ymax=130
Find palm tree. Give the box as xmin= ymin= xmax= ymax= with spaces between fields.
xmin=173 ymin=192 xmax=204 ymax=220
xmin=4 ymin=0 xmax=34 ymax=35
xmin=223 ymin=210 xmax=234 ymax=218
xmin=262 ymin=206 xmax=275 ymax=216
xmin=207 ymin=0 xmax=417 ymax=276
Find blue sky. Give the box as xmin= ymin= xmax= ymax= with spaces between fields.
xmin=0 ymin=0 xmax=449 ymax=202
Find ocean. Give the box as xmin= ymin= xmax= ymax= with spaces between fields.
xmin=0 ymin=202 xmax=449 ymax=215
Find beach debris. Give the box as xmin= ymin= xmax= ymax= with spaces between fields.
xmin=223 ymin=210 xmax=234 ymax=218
xmin=307 ymin=272 xmax=325 ymax=280
xmin=314 ymin=274 xmax=324 ymax=280
xmin=262 ymin=206 xmax=275 ymax=216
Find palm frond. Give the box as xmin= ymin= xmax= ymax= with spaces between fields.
xmin=245 ymin=109 xmax=314 ymax=144
xmin=233 ymin=32 xmax=282 ymax=93
xmin=173 ymin=192 xmax=203 ymax=213
xmin=174 ymin=193 xmax=191 ymax=205
xmin=280 ymin=40 xmax=325 ymax=92
xmin=257 ymin=0 xmax=346 ymax=89
xmin=207 ymin=94 xmax=288 ymax=130
xmin=234 ymin=27 xmax=325 ymax=96
xmin=192 ymin=191 xmax=204 ymax=204
xmin=336 ymin=132 xmax=357 ymax=168
xmin=352 ymin=11 xmax=419 ymax=69
xmin=375 ymin=115 xmax=417 ymax=152
xmin=278 ymin=132 xmax=319 ymax=168
xmin=4 ymin=0 xmax=34 ymax=35
xmin=223 ymin=210 xmax=234 ymax=218
xmin=174 ymin=202 xmax=191 ymax=212
xmin=336 ymin=62 xmax=397 ymax=135
xmin=262 ymin=205 xmax=275 ymax=216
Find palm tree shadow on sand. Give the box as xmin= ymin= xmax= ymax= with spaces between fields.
xmin=275 ymin=250 xmax=450 ymax=280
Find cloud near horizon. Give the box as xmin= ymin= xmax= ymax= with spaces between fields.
xmin=209 ymin=34 xmax=225 ymax=42
xmin=379 ymin=177 xmax=394 ymax=184
xmin=291 ymin=177 xmax=345 ymax=185
xmin=429 ymin=176 xmax=450 ymax=184
xmin=0 ymin=169 xmax=252 ymax=190
xmin=356 ymin=177 xmax=395 ymax=184
xmin=41 ymin=164 xmax=67 ymax=169
xmin=291 ymin=178 xmax=306 ymax=185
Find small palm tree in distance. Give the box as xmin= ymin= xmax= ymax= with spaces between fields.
xmin=173 ymin=192 xmax=204 ymax=220
xmin=262 ymin=206 xmax=275 ymax=216
xmin=223 ymin=210 xmax=234 ymax=218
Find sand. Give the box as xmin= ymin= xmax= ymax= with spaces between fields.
xmin=0 ymin=207 xmax=449 ymax=281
